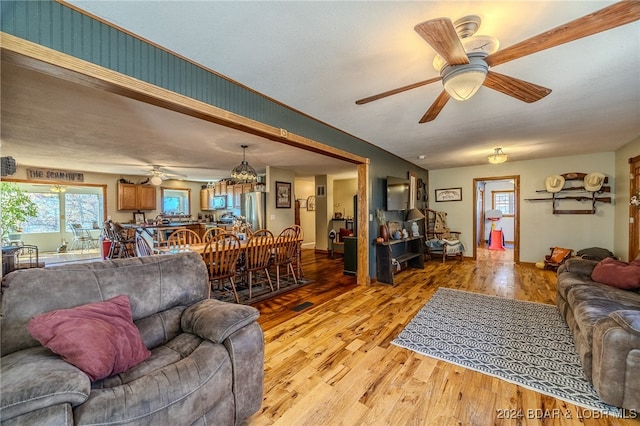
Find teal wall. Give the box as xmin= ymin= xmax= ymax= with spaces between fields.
xmin=1 ymin=0 xmax=428 ymax=279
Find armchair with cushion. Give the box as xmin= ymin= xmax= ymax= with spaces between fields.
xmin=0 ymin=252 xmax=264 ymax=425
xmin=424 ymin=209 xmax=465 ymax=262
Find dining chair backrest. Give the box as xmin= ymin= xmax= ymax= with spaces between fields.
xmin=251 ymin=229 xmax=273 ymax=239
xmin=273 ymin=226 xmax=298 ymax=265
xmin=202 ymin=233 xmax=242 ymax=284
xmin=202 ymin=227 xmax=227 ymax=243
xmin=167 ymin=228 xmax=202 ymax=247
xmin=135 ymin=233 xmax=153 ymax=257
xmin=244 ymin=232 xmax=274 ymax=272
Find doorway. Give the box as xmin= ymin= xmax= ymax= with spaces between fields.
xmin=473 ymin=175 xmax=520 ymax=263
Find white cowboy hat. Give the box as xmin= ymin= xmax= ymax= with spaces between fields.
xmin=545 ymin=175 xmax=565 ymax=193
xmin=584 ymin=172 xmax=605 ymax=192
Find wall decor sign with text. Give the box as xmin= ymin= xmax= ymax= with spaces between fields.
xmin=27 ymin=168 xmax=85 ymax=182
xmin=435 ymin=187 xmax=462 ymax=202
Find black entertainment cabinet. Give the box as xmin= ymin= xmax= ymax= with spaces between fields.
xmin=375 ymin=236 xmax=425 ymax=285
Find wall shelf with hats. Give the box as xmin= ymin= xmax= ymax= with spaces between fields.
xmin=525 ymin=172 xmax=611 ymax=215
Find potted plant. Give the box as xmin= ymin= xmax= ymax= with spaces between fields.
xmin=1 ymin=182 xmax=38 ymax=242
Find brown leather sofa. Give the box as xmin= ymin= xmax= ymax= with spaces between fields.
xmin=556 ymin=258 xmax=640 ymax=410
xmin=1 ymin=252 xmax=264 ymax=425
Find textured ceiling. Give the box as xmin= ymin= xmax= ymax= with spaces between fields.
xmin=2 ymin=1 xmax=639 ymax=182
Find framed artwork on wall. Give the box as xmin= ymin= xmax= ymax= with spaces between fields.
xmin=435 ymin=187 xmax=462 ymax=202
xmin=276 ymin=181 xmax=292 ymax=208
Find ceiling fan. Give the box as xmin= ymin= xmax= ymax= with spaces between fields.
xmin=355 ymin=2 xmax=640 ymax=123
xmin=146 ymin=165 xmax=186 ymax=185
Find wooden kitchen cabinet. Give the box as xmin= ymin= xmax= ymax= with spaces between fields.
xmin=233 ymin=185 xmax=243 ymax=208
xmin=118 ymin=183 xmax=156 ymax=211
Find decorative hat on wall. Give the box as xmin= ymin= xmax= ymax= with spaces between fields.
xmin=584 ymin=172 xmax=605 ymax=192
xmin=544 ymin=175 xmax=565 ymax=193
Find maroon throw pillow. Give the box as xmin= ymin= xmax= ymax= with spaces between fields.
xmin=27 ymin=295 xmax=151 ymax=381
xmin=591 ymin=257 xmax=640 ymax=290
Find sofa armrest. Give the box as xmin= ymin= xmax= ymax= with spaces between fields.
xmin=557 ymin=257 xmax=598 ymax=276
xmin=1 ymin=347 xmax=90 ymax=422
xmin=609 ymin=310 xmax=640 ymax=335
xmin=181 ymin=299 xmax=260 ymax=343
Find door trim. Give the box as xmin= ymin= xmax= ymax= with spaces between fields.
xmin=472 ymin=175 xmax=520 ymax=263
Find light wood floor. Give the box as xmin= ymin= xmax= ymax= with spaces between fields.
xmin=248 ymin=248 xmax=639 ymax=426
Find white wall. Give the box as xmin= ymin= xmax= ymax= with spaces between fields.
xmin=294 ymin=178 xmax=316 ymax=246
xmin=614 ymin=136 xmax=640 ymax=260
xmin=265 ymin=166 xmax=296 ymax=233
xmin=430 ymin=152 xmax=616 ymax=263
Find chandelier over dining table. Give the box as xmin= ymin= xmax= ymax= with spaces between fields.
xmin=231 ymin=145 xmax=257 ymax=182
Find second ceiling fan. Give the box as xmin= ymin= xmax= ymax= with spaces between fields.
xmin=355 ymin=1 xmax=639 ymax=123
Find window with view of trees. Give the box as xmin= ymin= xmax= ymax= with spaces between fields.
xmin=19 ymin=186 xmax=104 ymax=234
xmin=493 ymin=190 xmax=514 ymax=216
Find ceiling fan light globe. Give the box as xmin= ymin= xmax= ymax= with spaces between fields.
xmin=441 ymin=53 xmax=489 ymax=101
xmin=443 ymin=69 xmax=487 ymax=100
xmin=150 ymin=175 xmax=163 ymax=186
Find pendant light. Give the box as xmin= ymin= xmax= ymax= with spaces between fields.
xmin=231 ymin=145 xmax=258 ymax=183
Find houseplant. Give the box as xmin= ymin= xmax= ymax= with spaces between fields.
xmin=1 ymin=182 xmax=38 ymax=242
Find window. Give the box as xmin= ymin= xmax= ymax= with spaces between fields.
xmin=23 ymin=192 xmax=60 ymax=233
xmin=65 ymin=193 xmax=103 ymax=229
xmin=492 ymin=190 xmax=514 ymax=216
xmin=14 ymin=183 xmax=104 ymax=234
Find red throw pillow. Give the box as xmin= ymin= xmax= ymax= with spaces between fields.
xmin=591 ymin=257 xmax=640 ymax=290
xmin=27 ymin=295 xmax=151 ymax=381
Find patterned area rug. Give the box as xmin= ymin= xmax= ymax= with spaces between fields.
xmin=392 ymin=288 xmax=622 ymax=416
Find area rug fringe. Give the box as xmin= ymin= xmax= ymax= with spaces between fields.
xmin=392 ymin=287 xmax=623 ymax=417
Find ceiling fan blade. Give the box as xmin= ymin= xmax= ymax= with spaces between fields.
xmin=355 ymin=77 xmax=441 ymax=105
xmin=483 ymin=71 xmax=552 ymax=103
xmin=486 ymin=2 xmax=640 ymax=67
xmin=419 ymin=90 xmax=450 ymax=123
xmin=414 ymin=18 xmax=469 ymax=66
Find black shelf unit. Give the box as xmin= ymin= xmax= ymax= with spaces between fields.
xmin=375 ymin=236 xmax=424 ymax=285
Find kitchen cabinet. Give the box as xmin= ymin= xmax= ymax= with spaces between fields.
xmin=118 ymin=183 xmax=156 ymax=211
xmin=215 ymin=181 xmax=227 ymax=196
xmin=233 ymin=185 xmax=243 ymax=209
xmin=200 ymin=188 xmax=215 ymax=210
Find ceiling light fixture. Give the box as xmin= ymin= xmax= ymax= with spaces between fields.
xmin=441 ymin=54 xmax=489 ymax=101
xmin=149 ymin=175 xmax=163 ymax=186
xmin=50 ymin=185 xmax=67 ymax=193
xmin=231 ymin=145 xmax=257 ymax=183
xmin=488 ymin=147 xmax=508 ymax=164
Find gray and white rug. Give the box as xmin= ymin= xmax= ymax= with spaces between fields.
xmin=392 ymin=288 xmax=622 ymax=416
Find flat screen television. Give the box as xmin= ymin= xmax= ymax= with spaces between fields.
xmin=386 ymin=176 xmax=410 ymax=211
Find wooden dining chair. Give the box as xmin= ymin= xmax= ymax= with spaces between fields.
xmin=202 ymin=233 xmax=243 ymax=302
xmin=243 ymin=232 xmax=274 ymax=299
xmin=202 ymin=227 xmax=226 ymax=243
xmin=272 ymin=226 xmax=299 ymax=289
xmin=167 ymin=228 xmax=202 ymax=247
xmin=135 ymin=232 xmax=154 ymax=257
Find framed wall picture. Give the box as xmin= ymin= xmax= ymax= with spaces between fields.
xmin=133 ymin=211 xmax=146 ymax=224
xmin=316 ymin=185 xmax=326 ymax=197
xmin=435 ymin=187 xmax=462 ymax=202
xmin=298 ymin=198 xmax=308 ymax=209
xmin=275 ymin=181 xmax=292 ymax=208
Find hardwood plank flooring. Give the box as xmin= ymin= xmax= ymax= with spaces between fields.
xmin=248 ymin=248 xmax=639 ymax=426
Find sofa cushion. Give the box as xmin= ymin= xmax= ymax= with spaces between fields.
xmin=27 ymin=295 xmax=151 ymax=381
xmin=591 ymin=257 xmax=640 ymax=290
